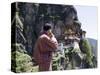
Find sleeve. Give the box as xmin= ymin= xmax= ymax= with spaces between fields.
xmin=43 ymin=35 xmax=58 ymax=50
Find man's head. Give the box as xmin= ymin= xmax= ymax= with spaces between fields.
xmin=43 ymin=23 xmax=53 ymax=38
xmin=43 ymin=23 xmax=52 ymax=34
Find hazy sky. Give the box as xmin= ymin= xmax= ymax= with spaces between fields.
xmin=74 ymin=5 xmax=98 ymax=40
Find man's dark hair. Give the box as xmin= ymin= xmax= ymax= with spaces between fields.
xmin=43 ymin=23 xmax=52 ymax=31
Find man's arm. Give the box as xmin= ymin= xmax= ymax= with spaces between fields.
xmin=43 ymin=35 xmax=58 ymax=50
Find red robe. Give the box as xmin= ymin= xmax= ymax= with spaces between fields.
xmin=33 ymin=33 xmax=58 ymax=71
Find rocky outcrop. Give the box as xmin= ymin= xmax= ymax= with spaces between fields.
xmin=11 ymin=2 xmax=82 ymax=55
xmin=11 ymin=2 xmax=96 ymax=72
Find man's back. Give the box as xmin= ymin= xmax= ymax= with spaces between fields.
xmin=33 ymin=33 xmax=58 ymax=64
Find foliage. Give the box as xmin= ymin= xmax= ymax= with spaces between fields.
xmin=11 ymin=43 xmax=38 ymax=73
xmin=81 ymin=39 xmax=93 ymax=67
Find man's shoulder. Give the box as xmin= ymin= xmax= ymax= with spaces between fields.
xmin=39 ymin=34 xmax=49 ymax=39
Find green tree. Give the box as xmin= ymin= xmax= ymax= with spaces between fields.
xmin=81 ymin=39 xmax=93 ymax=67
xmin=11 ymin=43 xmax=38 ymax=73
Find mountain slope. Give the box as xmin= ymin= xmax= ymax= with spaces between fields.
xmin=87 ymin=38 xmax=97 ymax=58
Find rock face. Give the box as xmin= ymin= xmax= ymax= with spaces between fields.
xmin=12 ymin=2 xmax=83 ymax=55
xmin=11 ymin=2 xmax=97 ymax=72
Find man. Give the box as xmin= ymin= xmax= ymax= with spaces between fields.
xmin=33 ymin=23 xmax=58 ymax=71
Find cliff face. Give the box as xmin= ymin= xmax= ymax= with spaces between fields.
xmin=11 ymin=2 xmax=97 ymax=72
xmin=12 ymin=2 xmax=82 ymax=54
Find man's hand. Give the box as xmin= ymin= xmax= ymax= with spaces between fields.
xmin=48 ymin=32 xmax=54 ymax=38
